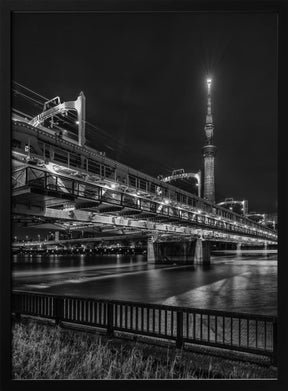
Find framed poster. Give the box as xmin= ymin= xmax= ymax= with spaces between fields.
xmin=0 ymin=0 xmax=286 ymax=389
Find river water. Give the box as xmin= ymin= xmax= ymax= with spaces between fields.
xmin=12 ymin=251 xmax=277 ymax=316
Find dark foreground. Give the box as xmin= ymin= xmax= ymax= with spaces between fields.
xmin=12 ymin=319 xmax=277 ymax=379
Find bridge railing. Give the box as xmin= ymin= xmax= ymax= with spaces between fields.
xmin=12 ymin=166 xmax=277 ymax=242
xmin=12 ymin=290 xmax=277 ymax=365
xmin=12 ymin=120 xmax=277 ymax=237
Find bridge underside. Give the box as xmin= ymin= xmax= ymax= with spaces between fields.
xmin=12 ymin=164 xmax=277 ymax=266
xmin=13 ymin=186 xmax=275 ymax=246
xmin=13 ymin=169 xmax=277 ymax=265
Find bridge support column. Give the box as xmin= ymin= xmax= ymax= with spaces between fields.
xmin=159 ymin=241 xmax=194 ymax=263
xmin=236 ymin=242 xmax=242 ymax=255
xmin=264 ymin=240 xmax=268 ymax=255
xmin=194 ymin=239 xmax=211 ymax=265
xmin=183 ymin=241 xmax=188 ymax=261
xmin=148 ymin=239 xmax=211 ymax=264
xmin=203 ymin=241 xmax=211 ymax=264
xmin=147 ymin=237 xmax=158 ymax=263
xmin=148 ymin=240 xmax=195 ymax=263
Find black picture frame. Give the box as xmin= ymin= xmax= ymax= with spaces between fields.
xmin=1 ymin=1 xmax=287 ymax=390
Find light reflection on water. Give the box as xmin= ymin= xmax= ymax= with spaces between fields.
xmin=12 ymin=252 xmax=277 ymax=315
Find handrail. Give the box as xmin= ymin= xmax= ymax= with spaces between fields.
xmin=12 ymin=290 xmax=277 ymax=365
xmin=12 ymin=166 xmax=277 ymax=242
xmin=12 ymin=289 xmax=276 ymax=321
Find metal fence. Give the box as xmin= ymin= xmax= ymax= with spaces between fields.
xmin=12 ymin=290 xmax=277 ymax=365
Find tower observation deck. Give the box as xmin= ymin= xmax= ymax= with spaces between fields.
xmin=202 ymin=78 xmax=217 ymax=203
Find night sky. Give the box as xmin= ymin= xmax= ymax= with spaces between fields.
xmin=12 ymin=12 xmax=277 ymax=213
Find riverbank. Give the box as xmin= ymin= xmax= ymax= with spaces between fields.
xmin=12 ymin=319 xmax=277 ymax=379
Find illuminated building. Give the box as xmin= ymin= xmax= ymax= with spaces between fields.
xmin=217 ymin=198 xmax=248 ymax=216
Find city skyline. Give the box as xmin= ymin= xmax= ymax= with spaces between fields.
xmin=12 ymin=12 xmax=277 ymax=213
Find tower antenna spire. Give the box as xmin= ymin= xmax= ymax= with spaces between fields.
xmin=205 ymin=78 xmax=214 ymax=144
xmin=202 ymin=77 xmax=217 ymax=203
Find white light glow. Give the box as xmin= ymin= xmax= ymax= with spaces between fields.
xmin=63 ymin=201 xmax=76 ymax=211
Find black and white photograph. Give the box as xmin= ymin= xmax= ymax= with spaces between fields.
xmin=3 ymin=3 xmax=281 ymax=383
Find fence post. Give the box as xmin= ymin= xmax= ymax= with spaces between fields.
xmin=25 ymin=167 xmax=28 ymax=185
xmin=54 ymin=297 xmax=64 ymax=326
xmin=272 ymin=318 xmax=278 ymax=366
xmin=107 ymin=302 xmax=114 ymax=337
xmin=12 ymin=293 xmax=21 ymax=321
xmin=176 ymin=311 xmax=184 ymax=349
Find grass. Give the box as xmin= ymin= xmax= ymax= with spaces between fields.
xmin=12 ymin=319 xmax=277 ymax=379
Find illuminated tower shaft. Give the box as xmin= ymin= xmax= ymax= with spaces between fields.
xmin=202 ymin=78 xmax=217 ymax=203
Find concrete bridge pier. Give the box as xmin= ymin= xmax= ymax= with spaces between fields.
xmin=236 ymin=242 xmax=242 ymax=256
xmin=263 ymin=240 xmax=268 ymax=255
xmin=194 ymin=239 xmax=211 ymax=265
xmin=55 ymin=231 xmax=60 ymax=241
xmin=147 ymin=237 xmax=158 ymax=263
xmin=147 ymin=238 xmax=211 ymax=264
